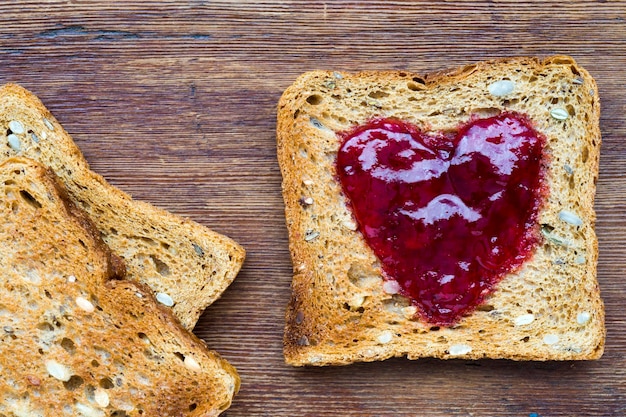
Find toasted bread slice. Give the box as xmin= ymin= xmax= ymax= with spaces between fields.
xmin=277 ymin=55 xmax=604 ymax=365
xmin=0 ymin=157 xmax=239 ymax=416
xmin=0 ymin=84 xmax=245 ymax=330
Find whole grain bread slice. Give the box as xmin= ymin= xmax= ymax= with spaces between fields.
xmin=0 ymin=83 xmax=245 ymax=330
xmin=0 ymin=156 xmax=238 ymax=416
xmin=277 ymin=55 xmax=605 ymax=366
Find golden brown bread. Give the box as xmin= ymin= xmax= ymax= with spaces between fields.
xmin=277 ymin=55 xmax=605 ymax=365
xmin=0 ymin=157 xmax=238 ymax=416
xmin=0 ymin=83 xmax=245 ymax=330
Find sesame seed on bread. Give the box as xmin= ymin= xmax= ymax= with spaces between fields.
xmin=277 ymin=55 xmax=605 ymax=366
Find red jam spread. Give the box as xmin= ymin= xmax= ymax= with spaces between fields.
xmin=336 ymin=112 xmax=545 ymax=326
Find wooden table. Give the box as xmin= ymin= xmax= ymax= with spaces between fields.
xmin=1 ymin=1 xmax=624 ymax=415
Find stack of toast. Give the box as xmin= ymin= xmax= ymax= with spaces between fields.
xmin=0 ymin=85 xmax=244 ymax=415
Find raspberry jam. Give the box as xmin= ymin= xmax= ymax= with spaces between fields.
xmin=337 ymin=112 xmax=545 ymax=326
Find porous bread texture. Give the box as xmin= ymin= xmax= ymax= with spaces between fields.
xmin=0 ymin=84 xmax=245 ymax=330
xmin=0 ymin=157 xmax=239 ymax=416
xmin=277 ymin=55 xmax=605 ymax=366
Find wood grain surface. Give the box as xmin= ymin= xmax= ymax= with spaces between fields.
xmin=1 ymin=1 xmax=624 ymax=416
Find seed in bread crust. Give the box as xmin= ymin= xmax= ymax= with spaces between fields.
xmin=7 ymin=134 xmax=21 ymax=151
xmin=543 ymin=334 xmax=560 ymax=345
xmin=76 ymin=403 xmax=102 ymax=416
xmin=304 ymin=230 xmax=320 ymax=241
xmin=94 ymin=388 xmax=110 ymax=407
xmin=45 ymin=360 xmax=72 ymax=381
xmin=550 ymin=108 xmax=569 ymax=121
xmin=577 ymin=312 xmax=591 ymax=325
xmin=342 ymin=219 xmax=357 ymax=231
xmin=43 ymin=117 xmax=54 ymax=131
xmin=402 ymin=306 xmax=418 ymax=319
xmin=349 ymin=294 xmax=365 ymax=308
xmin=563 ymin=164 xmax=574 ymax=175
xmin=310 ymin=117 xmax=325 ymax=129
xmin=488 ymin=80 xmax=515 ymax=97
xmin=184 ymin=355 xmax=201 ymax=372
xmin=382 ymin=280 xmax=401 ymax=295
xmin=8 ymin=120 xmax=24 ymax=134
xmin=559 ymin=210 xmax=583 ymax=226
xmin=192 ymin=243 xmax=205 ymax=257
xmin=75 ymin=296 xmax=95 ymax=313
xmin=377 ymin=331 xmax=393 ymax=344
xmin=541 ymin=227 xmax=573 ymax=247
xmin=514 ymin=314 xmax=535 ymax=326
xmin=295 ymin=310 xmax=305 ymax=324
xmin=449 ymin=344 xmax=472 ymax=355
xmin=156 ymin=292 xmax=175 ymax=307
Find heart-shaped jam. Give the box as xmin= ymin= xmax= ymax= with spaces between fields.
xmin=337 ymin=112 xmax=546 ymax=326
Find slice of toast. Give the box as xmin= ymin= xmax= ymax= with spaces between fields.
xmin=277 ymin=55 xmax=605 ymax=365
xmin=0 ymin=157 xmax=238 ymax=415
xmin=0 ymin=83 xmax=245 ymax=330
